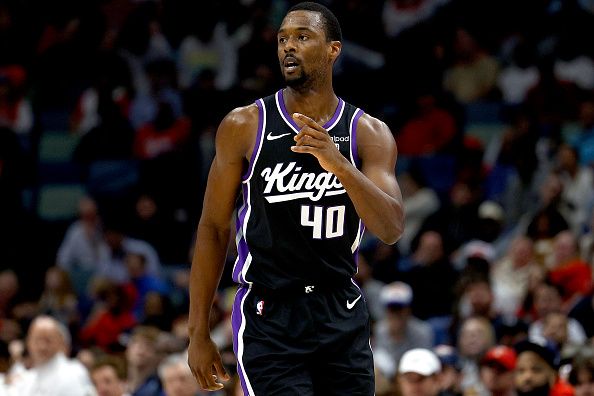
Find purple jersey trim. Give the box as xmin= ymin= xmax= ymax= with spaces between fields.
xmin=351 ymin=109 xmax=364 ymax=168
xmin=233 ymin=183 xmax=250 ymax=283
xmin=278 ymin=89 xmax=344 ymax=131
xmin=241 ymin=99 xmax=265 ymax=181
xmin=232 ymin=286 xmax=251 ymax=395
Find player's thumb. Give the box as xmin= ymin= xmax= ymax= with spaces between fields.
xmin=214 ymin=359 xmax=230 ymax=381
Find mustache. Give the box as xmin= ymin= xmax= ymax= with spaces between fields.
xmin=283 ymin=55 xmax=300 ymax=63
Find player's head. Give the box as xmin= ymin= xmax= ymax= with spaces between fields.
xmin=278 ymin=2 xmax=342 ymax=90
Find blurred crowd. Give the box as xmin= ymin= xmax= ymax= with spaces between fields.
xmin=1 ymin=0 xmax=594 ymax=395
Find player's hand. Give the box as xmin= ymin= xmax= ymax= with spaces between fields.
xmin=188 ymin=334 xmax=230 ymax=391
xmin=291 ymin=112 xmax=349 ymax=174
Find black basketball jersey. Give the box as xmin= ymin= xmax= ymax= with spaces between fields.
xmin=232 ymin=89 xmax=365 ymax=290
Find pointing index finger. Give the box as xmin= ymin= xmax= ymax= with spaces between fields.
xmin=292 ymin=113 xmax=325 ymax=132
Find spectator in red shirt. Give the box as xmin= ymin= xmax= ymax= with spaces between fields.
xmin=79 ymin=281 xmax=137 ymax=351
xmin=397 ymin=92 xmax=457 ymax=156
xmin=547 ymin=231 xmax=592 ymax=306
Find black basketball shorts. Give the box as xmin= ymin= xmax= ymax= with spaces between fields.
xmin=231 ymin=279 xmax=375 ymax=395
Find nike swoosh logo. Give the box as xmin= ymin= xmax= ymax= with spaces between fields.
xmin=346 ymin=295 xmax=362 ymax=310
xmin=267 ymin=132 xmax=291 ymax=141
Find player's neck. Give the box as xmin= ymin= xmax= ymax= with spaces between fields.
xmin=283 ymin=83 xmax=338 ymax=126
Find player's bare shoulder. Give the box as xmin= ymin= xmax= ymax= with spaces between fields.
xmin=356 ymin=113 xmax=397 ymax=155
xmin=216 ymin=103 xmax=260 ymax=160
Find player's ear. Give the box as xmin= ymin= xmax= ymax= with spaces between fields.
xmin=329 ymin=40 xmax=341 ymax=63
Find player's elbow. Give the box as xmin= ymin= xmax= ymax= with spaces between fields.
xmin=377 ymin=223 xmax=403 ymax=245
xmin=377 ymin=204 xmax=404 ymax=245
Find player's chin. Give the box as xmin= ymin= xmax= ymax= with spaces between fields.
xmin=284 ymin=73 xmax=306 ymax=88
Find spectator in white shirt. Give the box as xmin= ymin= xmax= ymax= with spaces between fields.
xmin=7 ymin=315 xmax=95 ymax=396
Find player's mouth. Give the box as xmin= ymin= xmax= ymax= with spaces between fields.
xmin=283 ymin=56 xmax=300 ymax=72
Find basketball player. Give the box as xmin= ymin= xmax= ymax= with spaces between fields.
xmin=187 ymin=2 xmax=404 ymax=395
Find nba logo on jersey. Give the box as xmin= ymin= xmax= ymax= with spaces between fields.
xmin=256 ymin=300 xmax=265 ymax=316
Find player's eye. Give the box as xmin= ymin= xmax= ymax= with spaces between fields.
xmin=299 ymin=35 xmax=308 ymax=41
xmin=278 ymin=37 xmax=287 ymax=44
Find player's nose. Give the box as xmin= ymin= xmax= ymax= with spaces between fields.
xmin=283 ymin=37 xmax=298 ymax=53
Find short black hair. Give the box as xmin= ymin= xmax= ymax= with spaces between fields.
xmin=287 ymin=2 xmax=342 ymax=42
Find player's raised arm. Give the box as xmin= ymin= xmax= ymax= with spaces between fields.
xmin=187 ymin=104 xmax=258 ymax=391
xmin=291 ymin=112 xmax=404 ymax=244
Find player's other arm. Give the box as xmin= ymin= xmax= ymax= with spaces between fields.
xmin=337 ymin=114 xmax=404 ymax=244
xmin=187 ymin=104 xmax=257 ymax=391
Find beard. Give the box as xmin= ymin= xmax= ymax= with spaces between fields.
xmin=284 ymin=70 xmax=308 ymax=89
xmin=516 ymin=383 xmax=551 ymax=396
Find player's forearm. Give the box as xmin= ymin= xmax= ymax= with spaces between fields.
xmin=188 ymin=223 xmax=230 ymax=339
xmin=334 ymin=162 xmax=404 ymax=245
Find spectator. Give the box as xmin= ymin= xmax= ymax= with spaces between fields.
xmin=37 ymin=266 xmax=79 ymax=331
xmin=176 ymin=14 xmax=237 ymax=91
xmin=373 ymin=282 xmax=434 ymax=366
xmin=452 ymin=200 xmax=505 ymax=270
xmin=496 ymin=109 xmax=540 ymax=227
xmin=455 ymin=273 xmax=498 ymax=324
xmin=140 ymin=292 xmax=175 ymax=332
xmin=127 ymin=193 xmax=189 ymax=264
xmin=568 ymin=348 xmax=594 ymax=396
xmin=79 ymin=280 xmax=137 ymax=351
xmin=353 ymin=254 xmax=386 ymax=322
xmin=125 ymin=326 xmax=163 ymax=396
xmin=541 ymin=311 xmax=581 ymax=358
xmin=70 ymin=50 xmax=134 ymax=136
xmin=443 ymin=27 xmax=499 ymax=103
xmin=72 ymin=92 xmax=135 ymax=166
xmin=434 ymin=344 xmax=463 ymax=396
xmin=526 ymin=174 xmax=570 ymax=267
xmin=399 ymin=231 xmax=458 ymax=342
xmin=56 ymin=196 xmax=105 ymax=296
xmin=396 ymin=91 xmax=458 ymax=156
xmin=579 ymin=210 xmax=594 ymax=266
xmin=479 ymin=345 xmax=517 ymax=396
xmin=0 ymin=269 xmax=20 ymax=318
xmin=133 ymin=101 xmax=190 ymax=161
xmin=397 ymin=166 xmax=440 ymax=256
xmin=129 ymin=59 xmax=182 ymax=131
xmin=396 ymin=348 xmax=442 ymax=396
xmin=524 ymin=55 xmax=581 ymax=132
xmin=526 ymin=281 xmax=587 ymax=346
xmin=570 ymin=99 xmax=594 ymax=167
xmin=420 ymin=179 xmax=483 ymax=252
xmin=236 ymin=19 xmax=282 ymax=97
xmin=124 ymin=252 xmax=169 ymax=321
xmin=117 ymin=2 xmax=173 ymax=97
xmin=497 ymin=38 xmax=540 ymax=106
xmin=158 ymin=352 xmax=223 ymax=396
xmin=569 ymin=291 xmax=594 ymax=339
xmin=7 ymin=315 xmax=95 ymax=396
xmin=0 ymin=65 xmax=32 ymax=136
xmin=98 ymin=220 xmax=162 ymax=283
xmin=491 ymin=236 xmax=544 ymax=319
xmin=456 ymin=316 xmax=495 ymax=395
xmin=554 ymin=37 xmax=594 ymax=90
xmin=554 ymin=144 xmax=594 ymax=234
xmin=547 ymin=230 xmax=592 ymax=306
xmin=513 ymin=337 xmax=573 ymax=396
xmin=90 ymin=355 xmax=130 ymax=396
